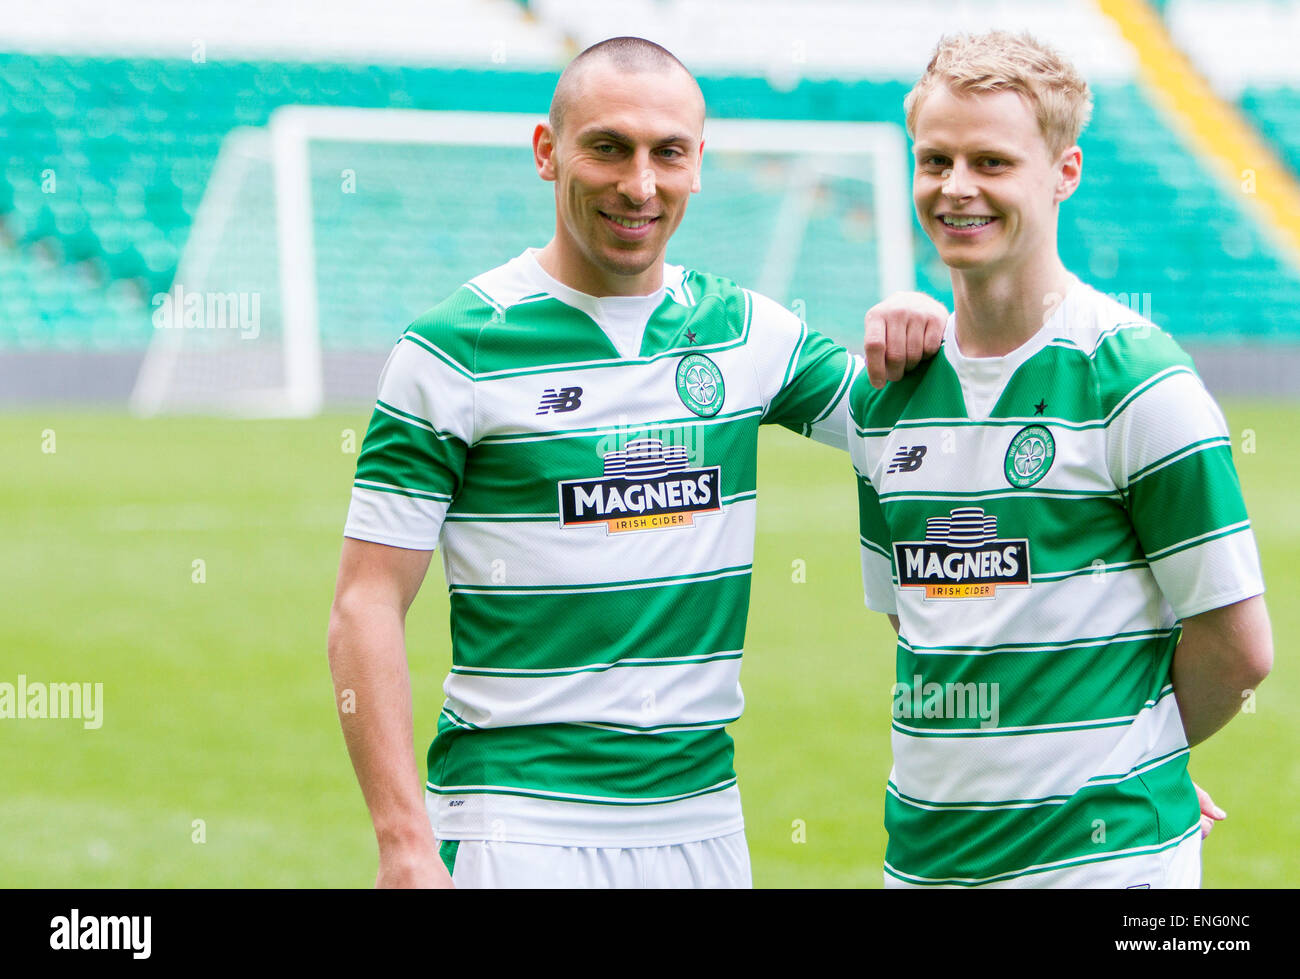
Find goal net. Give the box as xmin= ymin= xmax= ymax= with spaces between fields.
xmin=131 ymin=107 xmax=914 ymax=417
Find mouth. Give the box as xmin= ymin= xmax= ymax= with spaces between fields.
xmin=938 ymin=214 xmax=996 ymax=229
xmin=599 ymin=211 xmax=660 ymax=240
xmin=935 ymin=214 xmax=998 ymax=240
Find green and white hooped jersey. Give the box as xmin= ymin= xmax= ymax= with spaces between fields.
xmin=849 ymin=280 xmax=1265 ymax=887
xmin=345 ymin=250 xmax=857 ymax=846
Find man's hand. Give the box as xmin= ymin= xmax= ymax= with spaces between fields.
xmin=377 ymin=839 xmax=455 ymax=889
xmin=863 ymin=291 xmax=948 ymax=388
xmin=1195 ymin=782 xmax=1226 ymax=841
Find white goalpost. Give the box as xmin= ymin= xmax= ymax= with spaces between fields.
xmin=132 ymin=106 xmax=915 ymax=417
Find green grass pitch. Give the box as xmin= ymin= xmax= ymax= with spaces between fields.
xmin=1 ymin=402 xmax=1295 ymax=887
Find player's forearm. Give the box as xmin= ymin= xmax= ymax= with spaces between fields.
xmin=327 ymin=597 xmax=436 ymax=847
xmin=1171 ymin=595 xmax=1272 ymax=747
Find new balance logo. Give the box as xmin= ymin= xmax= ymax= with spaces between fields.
xmin=887 ymin=445 xmax=927 ymax=473
xmin=537 ymin=386 xmax=583 ymax=414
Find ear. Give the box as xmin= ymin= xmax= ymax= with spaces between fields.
xmin=691 ymin=138 xmax=705 ymax=193
xmin=1054 ymin=145 xmax=1082 ymax=204
xmin=534 ymin=121 xmax=558 ymax=182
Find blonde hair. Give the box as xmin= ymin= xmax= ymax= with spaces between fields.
xmin=904 ymin=31 xmax=1093 ymax=157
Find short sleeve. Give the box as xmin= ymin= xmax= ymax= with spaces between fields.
xmin=849 ymin=372 xmax=897 ymax=614
xmin=1112 ymin=367 xmax=1264 ymax=619
xmin=746 ymin=289 xmax=861 ymax=451
xmin=343 ymin=332 xmax=475 ymax=550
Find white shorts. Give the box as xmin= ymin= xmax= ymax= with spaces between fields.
xmin=884 ymin=829 xmax=1203 ymax=889
xmin=439 ymin=832 xmax=752 ymax=889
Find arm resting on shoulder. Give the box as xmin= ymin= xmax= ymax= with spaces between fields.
xmin=863 ymin=292 xmax=947 ymax=389
xmin=1172 ymin=594 xmax=1273 ymax=747
xmin=328 ymin=536 xmax=452 ymax=888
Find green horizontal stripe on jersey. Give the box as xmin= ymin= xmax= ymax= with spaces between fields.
xmin=447 ymin=570 xmax=752 ymax=673
xmin=850 ymin=325 xmax=1201 ymax=437
xmin=352 ymin=479 xmax=452 ymax=503
xmin=987 ymin=344 xmax=1111 ymax=422
xmin=451 ymin=651 xmax=745 ymax=680
xmin=880 ymin=494 xmax=1144 ymax=576
xmin=449 ymin=414 xmax=760 ymax=517
xmin=1126 ymin=435 xmax=1232 ymax=485
xmin=355 ymin=402 xmax=468 ymax=498
xmin=427 ymin=718 xmax=738 ymax=804
xmin=860 ymin=535 xmax=890 ymax=559
xmin=474 ymin=407 xmax=762 ymax=445
xmin=1124 ymin=444 xmax=1249 ymax=555
xmin=1145 ymin=521 xmax=1251 ymax=563
xmin=765 ymin=329 xmax=853 ymax=430
xmin=374 ymin=399 xmax=460 ymax=440
xmin=850 ymin=353 xmax=962 ymax=433
xmin=892 ymin=630 xmax=1177 ymax=731
xmin=1090 ymin=327 xmax=1198 ymax=417
xmin=857 ymin=477 xmax=892 ymax=555
xmin=405 ymin=275 xmax=754 ymax=380
xmin=883 ymin=748 xmax=1199 ymax=884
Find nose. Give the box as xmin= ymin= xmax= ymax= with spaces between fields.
xmin=941 ymin=160 xmax=974 ymax=200
xmin=616 ymin=149 xmax=656 ymax=207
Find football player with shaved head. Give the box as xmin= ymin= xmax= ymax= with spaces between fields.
xmin=328 ymin=36 xmax=946 ymax=888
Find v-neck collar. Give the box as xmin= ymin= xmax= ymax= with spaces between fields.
xmin=942 ymin=278 xmax=1083 ymax=419
xmin=523 ymin=249 xmax=668 ymax=361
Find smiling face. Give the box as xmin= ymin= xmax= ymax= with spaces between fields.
xmin=911 ymin=84 xmax=1080 ymax=282
xmin=534 ymin=60 xmax=704 ymax=296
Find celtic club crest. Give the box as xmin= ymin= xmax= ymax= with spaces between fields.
xmin=1004 ymin=425 xmax=1055 ymax=488
xmin=675 ymin=354 xmax=725 ymax=417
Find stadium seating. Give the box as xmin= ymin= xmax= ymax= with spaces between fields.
xmin=3 ymin=0 xmax=1300 ymax=357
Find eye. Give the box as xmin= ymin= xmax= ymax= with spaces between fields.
xmin=920 ymin=155 xmax=950 ymax=170
xmin=982 ymin=157 xmax=1009 ymax=169
xmin=658 ymin=147 xmax=684 ymax=160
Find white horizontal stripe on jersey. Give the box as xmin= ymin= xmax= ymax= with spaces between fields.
xmin=746 ymin=289 xmax=814 ymax=412
xmin=374 ymin=401 xmax=460 ymax=440
xmin=895 ymin=563 xmax=1171 ymax=652
xmin=884 ymin=824 xmax=1201 ymax=888
xmin=802 ymin=356 xmax=861 ymax=452
xmin=426 ymin=783 xmax=744 ymax=847
xmin=442 ymin=655 xmax=744 ymax=731
xmin=860 ymin=546 xmax=898 ymax=615
xmin=377 ymin=337 xmax=476 ymax=444
xmin=344 ymin=485 xmax=451 ymax=551
xmin=1104 ymin=369 xmax=1230 ymax=489
xmin=889 ymin=689 xmax=1189 ymax=805
xmin=856 ymin=424 xmax=1114 ymax=498
xmin=1146 ymin=525 xmax=1265 ymax=620
xmin=471 ymin=347 xmax=770 ymax=442
xmin=440 ymin=498 xmax=756 ymax=588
